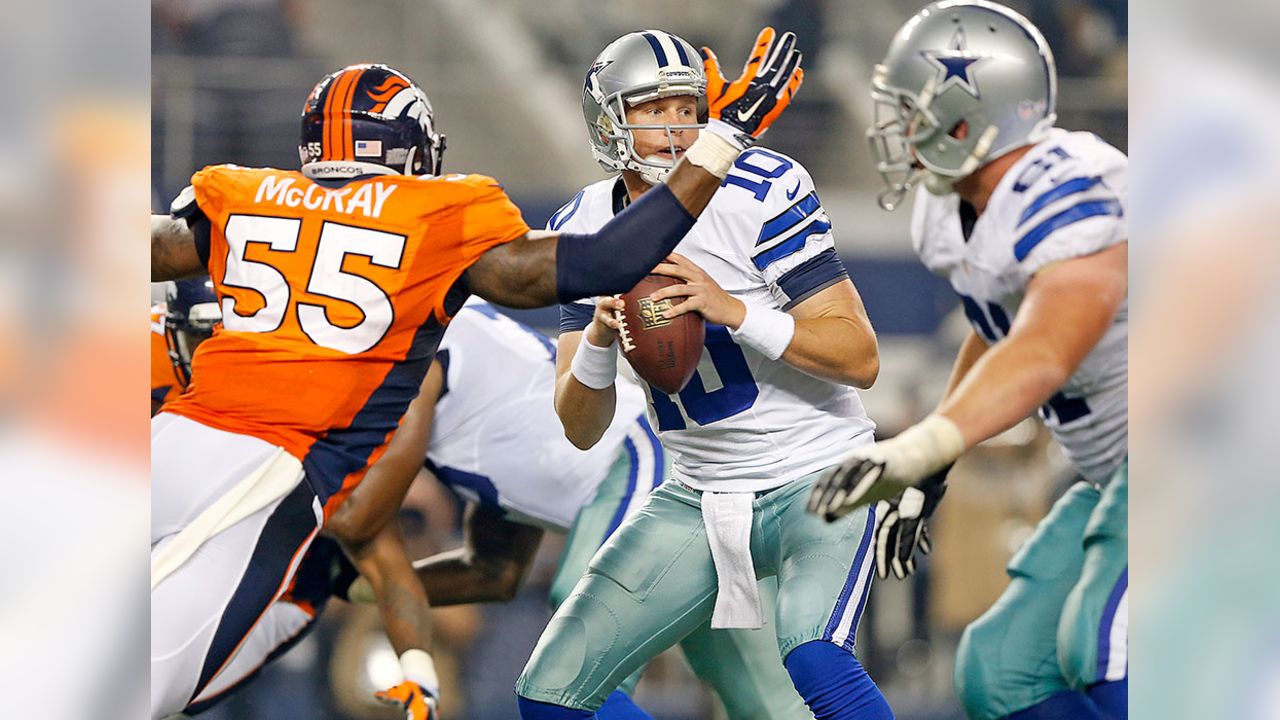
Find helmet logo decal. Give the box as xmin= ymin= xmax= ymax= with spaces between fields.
xmin=921 ymin=28 xmax=986 ymax=99
xmin=367 ymin=76 xmax=412 ymax=115
xmin=585 ymin=59 xmax=614 ymax=100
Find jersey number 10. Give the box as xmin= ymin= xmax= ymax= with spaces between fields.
xmin=647 ymin=325 xmax=759 ymax=430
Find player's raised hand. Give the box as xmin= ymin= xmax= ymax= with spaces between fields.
xmin=808 ymin=415 xmax=964 ymax=522
xmin=873 ymin=466 xmax=950 ymax=580
xmin=375 ymin=681 xmax=439 ymax=720
xmin=701 ymin=27 xmax=804 ymax=148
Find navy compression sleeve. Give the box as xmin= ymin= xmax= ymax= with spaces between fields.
xmin=554 ymin=184 xmax=696 ymax=303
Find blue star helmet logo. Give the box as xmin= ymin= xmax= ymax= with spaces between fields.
xmin=584 ymin=59 xmax=614 ymax=98
xmin=921 ymin=28 xmax=986 ymax=99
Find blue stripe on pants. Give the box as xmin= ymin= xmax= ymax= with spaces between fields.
xmin=603 ymin=437 xmax=641 ymax=543
xmin=822 ymin=506 xmax=876 ymax=643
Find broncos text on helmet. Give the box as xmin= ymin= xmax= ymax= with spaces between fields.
xmin=164 ymin=277 xmax=221 ymax=388
xmin=582 ymin=30 xmax=707 ymax=185
xmin=867 ymin=0 xmax=1057 ymax=209
xmin=300 ymin=63 xmax=447 ymax=180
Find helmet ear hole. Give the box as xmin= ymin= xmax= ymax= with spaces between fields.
xmin=949 ymin=120 xmax=969 ymax=140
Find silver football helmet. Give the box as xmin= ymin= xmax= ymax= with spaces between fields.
xmin=868 ymin=0 xmax=1057 ymax=209
xmin=583 ymin=30 xmax=707 ymax=185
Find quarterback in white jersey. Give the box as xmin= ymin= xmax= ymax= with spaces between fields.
xmin=517 ymin=30 xmax=893 ymax=720
xmin=810 ymin=3 xmax=1129 ymax=720
xmin=556 ymin=150 xmax=876 ymax=491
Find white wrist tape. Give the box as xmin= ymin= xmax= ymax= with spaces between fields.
xmin=400 ymin=649 xmax=440 ymax=699
xmin=684 ymin=122 xmax=743 ymax=179
xmin=729 ymin=302 xmax=795 ymax=361
xmin=880 ymin=415 xmax=966 ymax=483
xmin=570 ymin=334 xmax=618 ymax=389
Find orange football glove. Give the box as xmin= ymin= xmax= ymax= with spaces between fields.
xmin=701 ymin=27 xmax=805 ymax=143
xmin=375 ymin=681 xmax=439 ymax=720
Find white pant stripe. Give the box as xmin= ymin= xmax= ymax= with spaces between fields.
xmin=1104 ymin=588 xmax=1129 ymax=681
xmin=830 ymin=534 xmax=876 ymax=648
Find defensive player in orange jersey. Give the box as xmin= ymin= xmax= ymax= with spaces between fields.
xmin=150 ymin=28 xmax=804 ymax=720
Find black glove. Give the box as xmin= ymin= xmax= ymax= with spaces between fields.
xmin=874 ymin=465 xmax=950 ymax=580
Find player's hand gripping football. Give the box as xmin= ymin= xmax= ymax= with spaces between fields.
xmin=874 ymin=466 xmax=949 ymax=580
xmin=375 ymin=680 xmax=439 ymax=720
xmin=649 ymin=253 xmax=746 ymax=328
xmin=808 ymin=415 xmax=965 ymax=522
xmin=587 ymin=295 xmax=626 ymax=349
xmin=702 ymin=27 xmax=804 ymax=147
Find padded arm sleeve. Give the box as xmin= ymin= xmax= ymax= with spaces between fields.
xmin=554 ymin=184 xmax=695 ymax=303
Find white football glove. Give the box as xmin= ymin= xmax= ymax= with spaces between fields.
xmin=808 ymin=415 xmax=964 ymax=522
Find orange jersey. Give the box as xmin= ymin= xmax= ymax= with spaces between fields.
xmin=163 ymin=165 xmax=530 ymax=508
xmin=151 ymin=306 xmax=183 ymax=409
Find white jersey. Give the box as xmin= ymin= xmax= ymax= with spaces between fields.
xmin=427 ymin=299 xmax=658 ymax=531
xmin=556 ymin=150 xmax=876 ymax=492
xmin=911 ymin=129 xmax=1128 ymax=483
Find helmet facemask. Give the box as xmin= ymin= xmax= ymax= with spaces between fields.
xmin=868 ymin=67 xmax=1001 ymax=210
xmin=593 ymin=85 xmax=706 ymax=186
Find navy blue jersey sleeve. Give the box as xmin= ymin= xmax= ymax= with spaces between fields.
xmin=559 ymin=301 xmax=595 ymax=334
xmin=774 ymin=248 xmax=850 ymax=310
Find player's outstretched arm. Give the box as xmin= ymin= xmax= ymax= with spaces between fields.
xmin=465 ymin=27 xmax=804 ymax=309
xmin=409 ymin=502 xmax=544 ymax=606
xmin=554 ymin=297 xmax=626 ymax=449
xmin=935 ymin=242 xmax=1127 ymax=444
xmin=338 ymin=523 xmax=441 ymax=719
xmin=808 ymin=243 xmax=1128 ymax=521
xmin=151 ymin=214 xmax=205 ymax=281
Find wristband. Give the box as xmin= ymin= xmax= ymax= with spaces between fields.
xmin=570 ymin=333 xmax=618 ymax=389
xmin=399 ymin=649 xmax=440 ymax=699
xmin=684 ymin=122 xmax=743 ymax=179
xmin=885 ymin=415 xmax=966 ymax=481
xmin=729 ymin=302 xmax=796 ymax=361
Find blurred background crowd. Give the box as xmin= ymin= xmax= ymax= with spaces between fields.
xmin=150 ymin=1 xmax=1127 ymax=718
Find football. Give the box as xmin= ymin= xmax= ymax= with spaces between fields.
xmin=616 ymin=274 xmax=704 ymax=395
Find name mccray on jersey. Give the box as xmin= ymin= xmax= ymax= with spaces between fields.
xmin=911 ymin=129 xmax=1128 ymax=483
xmin=427 ymin=299 xmax=653 ymax=531
xmin=558 ymin=149 xmax=876 ymax=493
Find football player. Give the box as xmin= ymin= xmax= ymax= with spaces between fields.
xmin=808 ymin=2 xmax=1128 ymax=719
xmin=150 ymin=30 xmax=803 ymax=720
xmin=338 ymin=298 xmax=812 ymax=719
xmin=520 ymin=30 xmax=889 ymax=720
xmin=151 ymin=278 xmax=217 ymax=416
